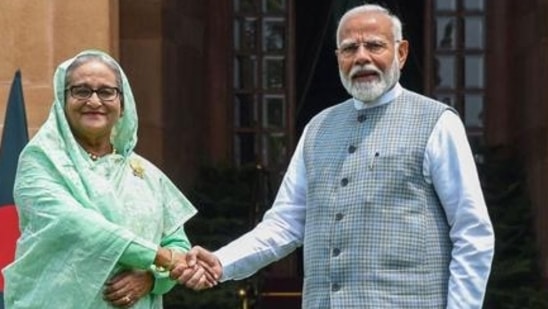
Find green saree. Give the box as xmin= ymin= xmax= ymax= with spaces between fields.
xmin=2 ymin=50 xmax=196 ymax=308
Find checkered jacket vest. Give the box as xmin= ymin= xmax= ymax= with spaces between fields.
xmin=301 ymin=90 xmax=453 ymax=308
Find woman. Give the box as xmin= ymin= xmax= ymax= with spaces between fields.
xmin=2 ymin=50 xmax=209 ymax=308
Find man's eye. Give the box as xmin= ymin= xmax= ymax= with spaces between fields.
xmin=367 ymin=43 xmax=384 ymax=52
xmin=342 ymin=44 xmax=358 ymax=53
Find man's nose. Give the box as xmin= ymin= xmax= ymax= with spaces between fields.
xmin=354 ymin=44 xmax=373 ymax=63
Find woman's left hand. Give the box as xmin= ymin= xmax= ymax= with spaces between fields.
xmin=103 ymin=269 xmax=154 ymax=308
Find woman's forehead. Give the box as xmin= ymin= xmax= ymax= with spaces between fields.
xmin=68 ymin=61 xmax=117 ymax=81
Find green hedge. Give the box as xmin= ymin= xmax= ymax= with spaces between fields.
xmin=480 ymin=146 xmax=548 ymax=308
xmin=165 ymin=164 xmax=260 ymax=309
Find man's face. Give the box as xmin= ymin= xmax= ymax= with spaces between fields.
xmin=336 ymin=12 xmax=408 ymax=102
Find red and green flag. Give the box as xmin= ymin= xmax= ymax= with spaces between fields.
xmin=0 ymin=70 xmax=28 ymax=308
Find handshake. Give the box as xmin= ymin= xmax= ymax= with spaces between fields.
xmin=157 ymin=246 xmax=222 ymax=290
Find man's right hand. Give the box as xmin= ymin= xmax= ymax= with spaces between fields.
xmin=170 ymin=245 xmax=223 ymax=290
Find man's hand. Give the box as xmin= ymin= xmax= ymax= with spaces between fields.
xmin=103 ymin=269 xmax=153 ymax=308
xmin=170 ymin=245 xmax=223 ymax=290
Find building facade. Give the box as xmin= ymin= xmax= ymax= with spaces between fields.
xmin=1 ymin=0 xmax=548 ymax=307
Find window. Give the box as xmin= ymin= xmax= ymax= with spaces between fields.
xmin=231 ymin=0 xmax=301 ymax=283
xmin=232 ymin=0 xmax=294 ymax=183
xmin=427 ymin=0 xmax=485 ymax=154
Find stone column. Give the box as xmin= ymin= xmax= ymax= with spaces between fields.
xmin=0 ymin=0 xmax=119 ymax=140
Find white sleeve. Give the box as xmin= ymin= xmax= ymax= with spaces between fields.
xmin=215 ymin=127 xmax=308 ymax=281
xmin=424 ymin=111 xmax=495 ymax=309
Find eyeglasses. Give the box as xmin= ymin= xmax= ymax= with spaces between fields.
xmin=66 ymin=85 xmax=121 ymax=101
xmin=337 ymin=40 xmax=397 ymax=58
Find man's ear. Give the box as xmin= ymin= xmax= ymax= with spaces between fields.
xmin=397 ymin=40 xmax=409 ymax=69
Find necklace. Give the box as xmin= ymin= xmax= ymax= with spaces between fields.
xmin=87 ymin=152 xmax=100 ymax=161
xmin=86 ymin=145 xmax=116 ymax=161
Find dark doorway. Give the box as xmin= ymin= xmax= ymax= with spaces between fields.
xmin=295 ymin=0 xmax=425 ymax=136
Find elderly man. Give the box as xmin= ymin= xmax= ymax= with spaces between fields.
xmin=173 ymin=4 xmax=495 ymax=308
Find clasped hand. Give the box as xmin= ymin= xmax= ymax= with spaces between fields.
xmin=170 ymin=246 xmax=223 ymax=290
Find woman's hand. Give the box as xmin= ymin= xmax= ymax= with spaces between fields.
xmin=103 ymin=269 xmax=153 ymax=308
xmin=170 ymin=246 xmax=221 ymax=290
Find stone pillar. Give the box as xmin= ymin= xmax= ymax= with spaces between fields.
xmin=119 ymin=0 xmax=164 ymax=167
xmin=0 ymin=0 xmax=119 ymax=140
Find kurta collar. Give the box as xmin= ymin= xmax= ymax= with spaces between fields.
xmin=353 ymin=83 xmax=403 ymax=110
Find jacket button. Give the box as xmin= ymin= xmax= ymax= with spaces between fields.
xmin=357 ymin=114 xmax=366 ymax=122
xmin=348 ymin=145 xmax=356 ymax=153
xmin=341 ymin=178 xmax=348 ymax=186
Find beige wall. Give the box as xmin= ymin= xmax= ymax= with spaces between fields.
xmin=0 ymin=0 xmax=194 ymax=184
xmin=119 ymin=0 xmax=164 ymax=168
xmin=0 ymin=0 xmax=119 ymax=143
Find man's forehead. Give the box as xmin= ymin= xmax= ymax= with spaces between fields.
xmin=339 ymin=35 xmax=387 ymax=45
xmin=339 ymin=13 xmax=393 ymax=40
xmin=341 ymin=11 xmax=391 ymax=28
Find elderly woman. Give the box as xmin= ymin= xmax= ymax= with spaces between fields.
xmin=2 ymin=50 xmax=211 ymax=308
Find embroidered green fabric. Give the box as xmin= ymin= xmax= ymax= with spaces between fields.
xmin=2 ymin=50 xmax=197 ymax=308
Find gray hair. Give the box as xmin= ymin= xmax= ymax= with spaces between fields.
xmin=65 ymin=54 xmax=122 ymax=88
xmin=336 ymin=4 xmax=403 ymax=47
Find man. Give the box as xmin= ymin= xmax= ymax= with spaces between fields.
xmin=173 ymin=4 xmax=494 ymax=308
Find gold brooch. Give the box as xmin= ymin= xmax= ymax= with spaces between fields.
xmin=129 ymin=158 xmax=145 ymax=179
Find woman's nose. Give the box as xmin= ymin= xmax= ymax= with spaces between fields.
xmin=85 ymin=94 xmax=103 ymax=107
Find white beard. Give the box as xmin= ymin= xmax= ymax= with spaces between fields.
xmin=339 ymin=56 xmax=401 ymax=102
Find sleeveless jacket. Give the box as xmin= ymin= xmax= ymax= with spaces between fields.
xmin=302 ymin=90 xmax=453 ymax=308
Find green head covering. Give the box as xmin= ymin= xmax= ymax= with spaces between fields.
xmin=52 ymin=49 xmax=138 ymax=159
xmin=3 ymin=49 xmax=196 ymax=308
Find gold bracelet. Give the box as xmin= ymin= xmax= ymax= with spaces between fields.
xmin=156 ymin=248 xmax=174 ymax=272
xmin=167 ymin=248 xmax=175 ymax=270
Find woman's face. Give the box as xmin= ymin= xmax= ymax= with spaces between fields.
xmin=64 ymin=60 xmax=123 ymax=143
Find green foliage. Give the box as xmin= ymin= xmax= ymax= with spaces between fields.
xmin=164 ymin=281 xmax=244 ymax=309
xmin=164 ymin=164 xmax=261 ymax=309
xmin=479 ymin=146 xmax=548 ymax=308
